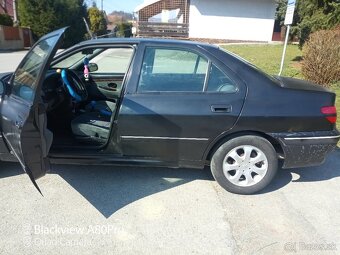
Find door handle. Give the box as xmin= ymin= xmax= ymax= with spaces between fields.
xmin=211 ymin=104 xmax=232 ymax=113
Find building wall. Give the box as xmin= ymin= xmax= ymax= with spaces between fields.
xmin=0 ymin=0 xmax=14 ymax=17
xmin=0 ymin=25 xmax=28 ymax=50
xmin=189 ymin=0 xmax=276 ymax=42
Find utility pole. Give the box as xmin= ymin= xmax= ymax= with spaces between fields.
xmin=279 ymin=0 xmax=296 ymax=76
xmin=13 ymin=0 xmax=18 ymax=24
xmin=101 ymin=0 xmax=103 ymax=12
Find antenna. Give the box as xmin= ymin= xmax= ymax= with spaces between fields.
xmin=83 ymin=17 xmax=94 ymax=39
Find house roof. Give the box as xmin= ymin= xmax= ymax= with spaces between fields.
xmin=134 ymin=0 xmax=161 ymax=12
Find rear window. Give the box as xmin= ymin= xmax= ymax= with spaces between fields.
xmin=218 ymin=47 xmax=281 ymax=85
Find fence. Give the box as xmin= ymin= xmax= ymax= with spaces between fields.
xmin=137 ymin=22 xmax=189 ymax=38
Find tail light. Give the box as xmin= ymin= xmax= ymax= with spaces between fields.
xmin=321 ymin=106 xmax=337 ymax=124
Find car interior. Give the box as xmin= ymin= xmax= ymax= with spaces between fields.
xmin=40 ymin=46 xmax=134 ymax=148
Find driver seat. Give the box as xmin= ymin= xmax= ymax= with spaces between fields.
xmin=84 ymin=100 xmax=116 ymax=116
xmin=61 ymin=69 xmax=116 ymax=143
xmin=71 ymin=101 xmax=116 ymax=143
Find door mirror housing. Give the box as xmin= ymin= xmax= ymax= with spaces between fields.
xmin=88 ymin=63 xmax=98 ymax=72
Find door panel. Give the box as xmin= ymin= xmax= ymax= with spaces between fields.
xmin=0 ymin=28 xmax=66 ymax=187
xmin=118 ymin=93 xmax=245 ymax=162
xmin=85 ymin=74 xmax=125 ymax=101
xmin=117 ymin=45 xmax=246 ymax=163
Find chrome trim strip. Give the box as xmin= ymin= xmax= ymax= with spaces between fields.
xmin=284 ymin=135 xmax=340 ymax=141
xmin=121 ymin=136 xmax=209 ymax=141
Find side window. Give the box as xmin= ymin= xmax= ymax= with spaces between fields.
xmin=138 ymin=47 xmax=208 ymax=92
xmin=90 ymin=48 xmax=134 ymax=74
xmin=12 ymin=35 xmax=59 ymax=102
xmin=207 ymin=64 xmax=237 ymax=93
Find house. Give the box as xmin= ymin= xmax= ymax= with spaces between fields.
xmin=0 ymin=0 xmax=14 ymax=18
xmin=135 ymin=0 xmax=277 ymax=42
xmin=0 ymin=0 xmax=32 ymax=49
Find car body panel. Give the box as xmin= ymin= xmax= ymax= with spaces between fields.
xmin=0 ymin=36 xmax=338 ymax=176
xmin=270 ymin=130 xmax=339 ymax=168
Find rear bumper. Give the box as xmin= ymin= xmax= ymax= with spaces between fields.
xmin=271 ymin=130 xmax=339 ymax=169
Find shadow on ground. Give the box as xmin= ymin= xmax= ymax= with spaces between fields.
xmin=260 ymin=149 xmax=340 ymax=194
xmin=52 ymin=165 xmax=214 ymax=218
xmin=1 ymin=150 xmax=339 ymax=217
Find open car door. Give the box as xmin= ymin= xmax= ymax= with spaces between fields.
xmin=0 ymin=28 xmax=67 ymax=192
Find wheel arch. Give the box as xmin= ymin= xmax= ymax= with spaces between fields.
xmin=205 ymin=131 xmax=284 ymax=162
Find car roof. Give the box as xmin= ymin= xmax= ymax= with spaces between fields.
xmin=77 ymin=37 xmax=218 ymax=48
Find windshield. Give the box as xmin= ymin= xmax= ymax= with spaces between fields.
xmin=53 ymin=49 xmax=102 ymax=69
xmin=52 ymin=48 xmax=134 ymax=73
xmin=11 ymin=35 xmax=59 ymax=102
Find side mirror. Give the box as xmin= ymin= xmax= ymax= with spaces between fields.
xmin=88 ymin=63 xmax=98 ymax=72
xmin=0 ymin=80 xmax=4 ymax=94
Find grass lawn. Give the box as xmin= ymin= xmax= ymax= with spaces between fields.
xmin=221 ymin=44 xmax=340 ymax=132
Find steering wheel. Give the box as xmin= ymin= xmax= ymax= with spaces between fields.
xmin=61 ymin=69 xmax=88 ymax=102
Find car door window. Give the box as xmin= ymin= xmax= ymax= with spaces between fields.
xmin=138 ymin=47 xmax=208 ymax=92
xmin=12 ymin=35 xmax=59 ymax=102
xmin=90 ymin=48 xmax=134 ymax=74
xmin=207 ymin=64 xmax=238 ymax=93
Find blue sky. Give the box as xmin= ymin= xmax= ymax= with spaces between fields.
xmin=94 ymin=0 xmax=144 ymax=13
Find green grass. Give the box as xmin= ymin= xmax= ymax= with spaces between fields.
xmin=221 ymin=44 xmax=340 ymax=133
xmin=221 ymin=44 xmax=303 ymax=78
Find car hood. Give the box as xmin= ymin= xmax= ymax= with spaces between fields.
xmin=274 ymin=76 xmax=331 ymax=93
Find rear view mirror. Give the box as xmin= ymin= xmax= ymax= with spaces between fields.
xmin=82 ymin=49 xmax=94 ymax=55
xmin=88 ymin=63 xmax=98 ymax=72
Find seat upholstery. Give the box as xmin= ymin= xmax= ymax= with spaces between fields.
xmin=85 ymin=100 xmax=116 ymax=114
xmin=71 ymin=101 xmax=116 ymax=143
xmin=71 ymin=112 xmax=112 ymax=143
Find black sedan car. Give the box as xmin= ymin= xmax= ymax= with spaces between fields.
xmin=0 ymin=28 xmax=339 ymax=194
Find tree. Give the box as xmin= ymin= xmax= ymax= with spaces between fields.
xmin=275 ymin=0 xmax=340 ymax=47
xmin=18 ymin=0 xmax=87 ymax=47
xmin=87 ymin=6 xmax=107 ymax=37
xmin=0 ymin=14 xmax=13 ymax=26
xmin=295 ymin=0 xmax=340 ymax=47
xmin=116 ymin=22 xmax=132 ymax=38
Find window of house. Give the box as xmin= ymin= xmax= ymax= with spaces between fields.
xmin=138 ymin=47 xmax=208 ymax=92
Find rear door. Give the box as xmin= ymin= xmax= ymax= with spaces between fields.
xmin=117 ymin=44 xmax=247 ymax=163
xmin=0 ymin=28 xmax=66 ymax=189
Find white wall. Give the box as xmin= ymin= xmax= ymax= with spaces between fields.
xmin=189 ymin=0 xmax=276 ymax=42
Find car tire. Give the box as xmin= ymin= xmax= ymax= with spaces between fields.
xmin=211 ymin=135 xmax=278 ymax=195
